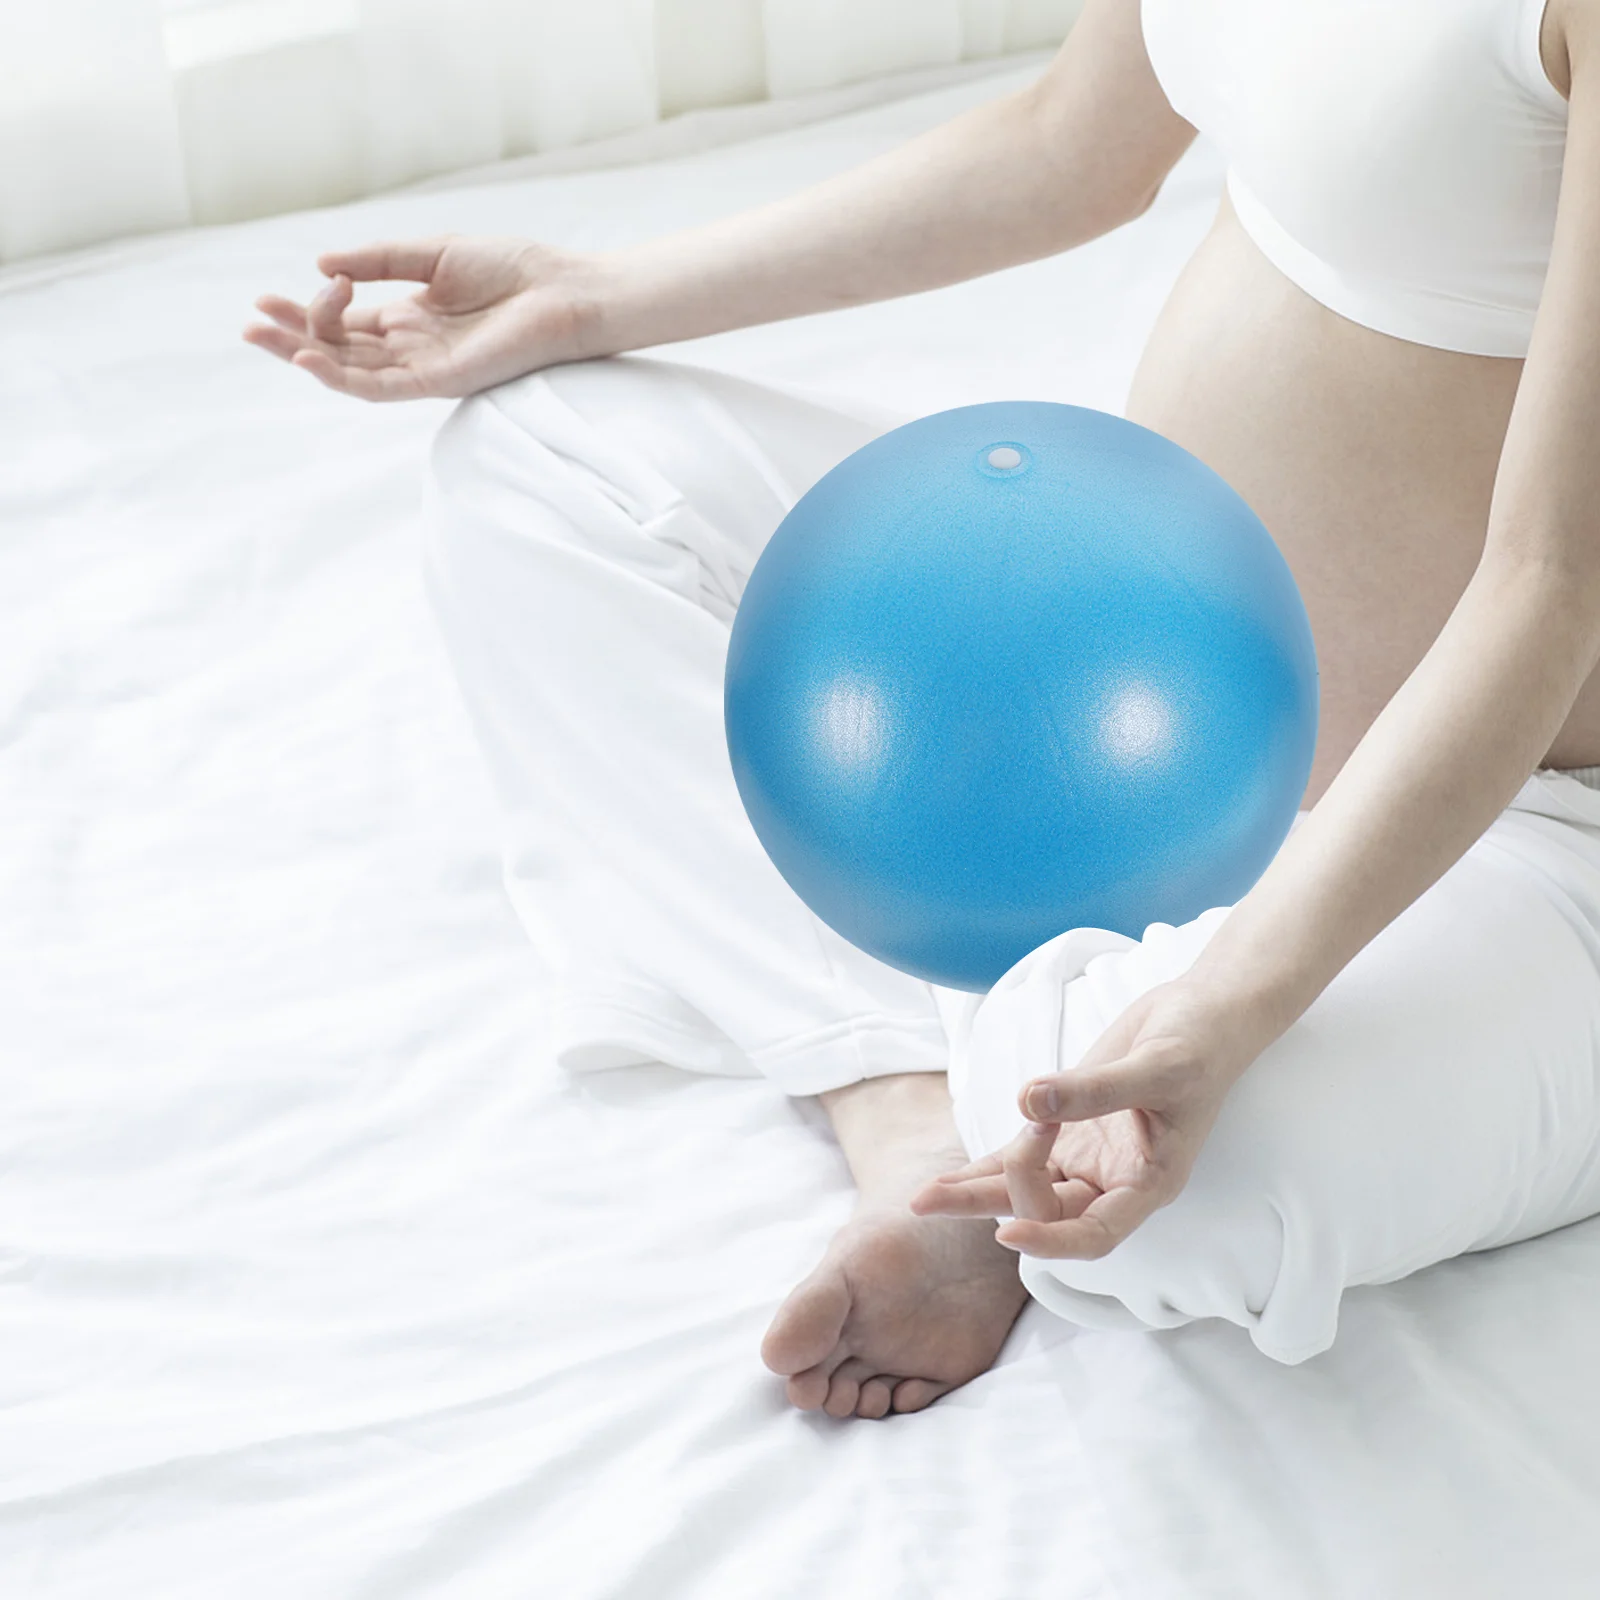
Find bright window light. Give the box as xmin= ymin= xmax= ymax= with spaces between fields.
xmin=162 ymin=0 xmax=359 ymax=70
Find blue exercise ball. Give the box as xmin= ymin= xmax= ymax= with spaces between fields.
xmin=724 ymin=401 xmax=1318 ymax=993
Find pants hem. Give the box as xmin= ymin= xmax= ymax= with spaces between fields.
xmin=550 ymin=981 xmax=948 ymax=1096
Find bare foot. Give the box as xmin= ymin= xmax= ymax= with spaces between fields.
xmin=761 ymin=1074 xmax=1028 ymax=1420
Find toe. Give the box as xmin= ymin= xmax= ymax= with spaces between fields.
xmin=890 ymin=1376 xmax=952 ymax=1414
xmin=823 ymin=1373 xmax=862 ymax=1419
xmin=786 ymin=1369 xmax=830 ymax=1410
xmin=786 ymin=1347 xmax=848 ymax=1410
xmin=762 ymin=1266 xmax=852 ymax=1378
xmin=823 ymin=1357 xmax=880 ymax=1421
xmin=856 ymin=1377 xmax=896 ymax=1420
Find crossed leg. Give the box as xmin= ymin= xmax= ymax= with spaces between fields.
xmin=424 ymin=356 xmax=1029 ymax=1417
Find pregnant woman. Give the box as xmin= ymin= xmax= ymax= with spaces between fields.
xmin=248 ymin=0 xmax=1600 ymax=1418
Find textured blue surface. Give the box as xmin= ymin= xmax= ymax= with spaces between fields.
xmin=725 ymin=402 xmax=1319 ymax=992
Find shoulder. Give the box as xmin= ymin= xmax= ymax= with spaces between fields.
xmin=1544 ymin=0 xmax=1600 ymax=100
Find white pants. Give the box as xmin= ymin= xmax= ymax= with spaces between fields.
xmin=424 ymin=356 xmax=1600 ymax=1362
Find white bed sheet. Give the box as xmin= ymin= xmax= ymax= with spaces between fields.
xmin=3 ymin=58 xmax=1599 ymax=1599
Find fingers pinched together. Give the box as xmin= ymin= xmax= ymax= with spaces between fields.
xmin=245 ymin=272 xmax=423 ymax=399
xmin=242 ymin=241 xmax=456 ymax=400
xmin=912 ymin=979 xmax=1258 ymax=1260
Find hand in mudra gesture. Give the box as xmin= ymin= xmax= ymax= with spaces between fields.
xmin=244 ymin=235 xmax=600 ymax=401
xmin=912 ymin=978 xmax=1264 ymax=1259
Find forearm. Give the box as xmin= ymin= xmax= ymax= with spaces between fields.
xmin=585 ymin=58 xmax=1190 ymax=358
xmin=1188 ymin=554 xmax=1600 ymax=1056
xmin=250 ymin=0 xmax=1191 ymax=397
xmin=1185 ymin=5 xmax=1600 ymax=1064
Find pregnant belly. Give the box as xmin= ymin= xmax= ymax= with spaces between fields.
xmin=1123 ymin=197 xmax=1600 ymax=805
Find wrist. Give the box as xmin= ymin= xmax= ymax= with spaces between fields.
xmin=523 ymin=246 xmax=626 ymax=364
xmin=582 ymin=241 xmax=713 ymax=359
xmin=1178 ymin=943 xmax=1309 ymax=1073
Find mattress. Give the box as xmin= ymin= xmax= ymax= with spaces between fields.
xmin=3 ymin=55 xmax=1599 ymax=1599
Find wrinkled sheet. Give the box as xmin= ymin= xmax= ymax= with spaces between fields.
xmin=3 ymin=58 xmax=1599 ymax=1600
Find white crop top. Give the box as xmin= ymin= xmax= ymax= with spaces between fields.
xmin=1140 ymin=0 xmax=1569 ymax=357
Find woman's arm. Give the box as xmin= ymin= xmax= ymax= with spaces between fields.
xmin=1182 ymin=1 xmax=1600 ymax=1054
xmin=592 ymin=0 xmax=1191 ymax=352
xmin=244 ymin=0 xmax=1193 ymax=400
xmin=918 ymin=0 xmax=1600 ymax=1260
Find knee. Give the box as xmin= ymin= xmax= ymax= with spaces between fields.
xmin=1015 ymin=1025 xmax=1374 ymax=1364
xmin=425 ymin=363 xmax=673 ymax=565
xmin=949 ymin=908 xmax=1346 ymax=1361
xmin=428 ymin=390 xmax=496 ymax=500
xmin=427 ymin=371 xmax=565 ymax=506
xmin=421 ymin=378 xmax=590 ymax=629
xmin=950 ymin=910 xmax=1231 ymax=1162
